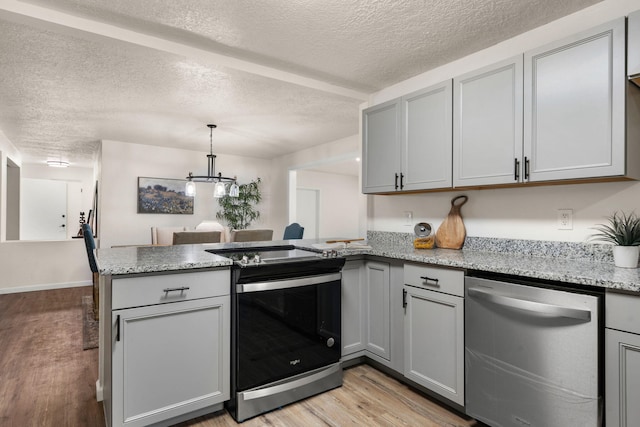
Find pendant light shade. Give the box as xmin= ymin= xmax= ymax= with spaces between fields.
xmin=213 ymin=181 xmax=226 ymax=198
xmin=185 ymin=180 xmax=196 ymax=197
xmin=229 ymin=181 xmax=240 ymax=197
xmin=185 ymin=124 xmax=239 ymax=197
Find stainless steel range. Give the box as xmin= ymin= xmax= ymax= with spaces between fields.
xmin=206 ymin=245 xmax=345 ymax=422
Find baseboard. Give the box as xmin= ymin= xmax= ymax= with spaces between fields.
xmin=0 ymin=280 xmax=92 ymax=294
xmin=96 ymin=379 xmax=103 ymax=402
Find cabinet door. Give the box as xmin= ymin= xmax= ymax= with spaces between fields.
xmin=404 ymin=285 xmax=464 ymax=406
xmin=362 ymin=98 xmax=402 ymax=193
xmin=524 ymin=18 xmax=625 ymax=181
xmin=453 ymin=56 xmax=523 ymax=187
xmin=365 ymin=261 xmax=390 ymax=360
xmin=112 ymin=296 xmax=230 ymax=427
xmin=401 ymin=80 xmax=453 ymax=190
xmin=342 ymin=260 xmax=366 ymax=358
xmin=606 ymin=328 xmax=640 ymax=427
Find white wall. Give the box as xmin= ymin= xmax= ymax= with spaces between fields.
xmin=271 ymin=135 xmax=367 ymax=238
xmin=0 ymin=131 xmax=93 ymax=293
xmin=297 ymin=169 xmax=360 ymax=239
xmin=366 ymin=0 xmax=640 ymax=243
xmin=99 ymin=140 xmax=273 ymax=248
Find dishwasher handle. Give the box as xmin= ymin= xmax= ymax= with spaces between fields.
xmin=467 ymin=287 xmax=591 ymax=321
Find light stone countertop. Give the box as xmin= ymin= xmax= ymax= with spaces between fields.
xmin=96 ymin=233 xmax=640 ymax=293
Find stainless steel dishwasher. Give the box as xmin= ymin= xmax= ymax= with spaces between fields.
xmin=465 ymin=275 xmax=602 ymax=427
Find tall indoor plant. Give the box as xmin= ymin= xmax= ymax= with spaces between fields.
xmin=590 ymin=211 xmax=640 ymax=268
xmin=216 ymin=178 xmax=262 ymax=230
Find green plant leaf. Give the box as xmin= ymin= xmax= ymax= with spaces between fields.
xmin=589 ymin=211 xmax=640 ymax=246
xmin=216 ymin=178 xmax=262 ymax=230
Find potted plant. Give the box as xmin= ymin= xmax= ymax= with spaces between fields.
xmin=590 ymin=211 xmax=640 ymax=268
xmin=216 ymin=178 xmax=262 ymax=230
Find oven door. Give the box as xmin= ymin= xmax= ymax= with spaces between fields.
xmin=235 ymin=273 xmax=341 ymax=392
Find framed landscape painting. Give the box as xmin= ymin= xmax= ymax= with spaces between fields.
xmin=137 ymin=177 xmax=194 ymax=214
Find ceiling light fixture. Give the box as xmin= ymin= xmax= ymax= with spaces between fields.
xmin=186 ymin=124 xmax=239 ymax=198
xmin=47 ymin=160 xmax=70 ymax=168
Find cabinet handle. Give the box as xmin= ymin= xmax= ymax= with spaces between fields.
xmin=163 ymin=286 xmax=190 ymax=294
xmin=420 ymin=276 xmax=440 ymax=286
xmin=394 ymin=173 xmax=399 ymax=190
xmin=524 ymin=156 xmax=530 ymax=180
xmin=115 ymin=315 xmax=121 ymax=342
xmin=514 ymin=158 xmax=520 ymax=181
xmin=402 ymin=289 xmax=407 ymax=309
xmin=400 ymin=173 xmax=404 ymax=190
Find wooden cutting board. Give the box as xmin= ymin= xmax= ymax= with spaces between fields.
xmin=435 ymin=195 xmax=468 ymax=249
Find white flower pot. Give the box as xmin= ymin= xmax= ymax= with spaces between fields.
xmin=613 ymin=245 xmax=640 ymax=268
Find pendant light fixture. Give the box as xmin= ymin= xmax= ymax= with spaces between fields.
xmin=186 ymin=124 xmax=239 ymax=198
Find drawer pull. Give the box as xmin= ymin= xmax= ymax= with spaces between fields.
xmin=163 ymin=286 xmax=190 ymax=294
xmin=419 ymin=276 xmax=439 ymax=286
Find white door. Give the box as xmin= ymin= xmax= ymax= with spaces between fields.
xmin=296 ymin=188 xmax=319 ymax=239
xmin=20 ymin=178 xmax=68 ymax=240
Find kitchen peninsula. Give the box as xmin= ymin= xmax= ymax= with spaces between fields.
xmin=96 ymin=232 xmax=640 ymax=427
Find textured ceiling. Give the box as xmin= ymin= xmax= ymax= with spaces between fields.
xmin=0 ymin=0 xmax=601 ymax=167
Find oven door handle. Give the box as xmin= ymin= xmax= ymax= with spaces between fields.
xmin=237 ymin=272 xmax=342 ymax=293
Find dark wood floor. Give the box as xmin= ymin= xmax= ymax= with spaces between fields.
xmin=0 ymin=286 xmax=104 ymax=426
xmin=0 ymin=286 xmax=478 ymax=427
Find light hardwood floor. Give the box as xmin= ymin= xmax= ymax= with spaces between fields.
xmin=0 ymin=286 xmax=479 ymax=427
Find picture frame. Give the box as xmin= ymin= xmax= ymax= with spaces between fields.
xmin=137 ymin=177 xmax=194 ymax=214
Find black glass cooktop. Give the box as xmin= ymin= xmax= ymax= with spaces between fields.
xmin=206 ymin=245 xmax=324 ymax=266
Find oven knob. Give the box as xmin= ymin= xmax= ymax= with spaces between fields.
xmin=241 ymin=255 xmax=249 ymax=264
xmin=322 ymin=250 xmax=329 ymax=258
xmin=253 ymin=254 xmax=261 ymax=263
xmin=326 ymin=337 xmax=335 ymax=348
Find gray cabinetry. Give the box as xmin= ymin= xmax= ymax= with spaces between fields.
xmin=453 ymin=56 xmax=523 ymax=187
xmin=524 ymin=18 xmax=627 ymax=182
xmin=105 ymin=270 xmax=230 ymax=427
xmin=364 ymin=260 xmax=391 ymax=360
xmin=362 ymin=80 xmax=453 ymax=194
xmin=362 ymin=99 xmax=402 ymax=193
xmin=403 ymin=264 xmax=464 ymax=406
xmin=401 ymin=81 xmax=453 ymax=190
xmin=606 ymin=291 xmax=640 ymax=427
xmin=341 ymin=259 xmax=366 ymax=360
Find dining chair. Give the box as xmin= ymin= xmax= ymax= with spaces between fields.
xmin=283 ymin=223 xmax=304 ymax=239
xmin=172 ymin=231 xmax=222 ymax=245
xmin=229 ymin=229 xmax=274 ymax=242
xmin=82 ymin=223 xmax=99 ymax=320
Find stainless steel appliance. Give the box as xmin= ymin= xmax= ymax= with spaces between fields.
xmin=465 ymin=275 xmax=602 ymax=427
xmin=206 ymin=245 xmax=345 ymax=422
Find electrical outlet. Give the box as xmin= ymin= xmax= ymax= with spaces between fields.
xmin=557 ymin=209 xmax=573 ymax=230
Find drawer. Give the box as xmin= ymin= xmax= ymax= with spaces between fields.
xmin=404 ymin=263 xmax=464 ymax=297
xmin=606 ymin=291 xmax=640 ymax=334
xmin=112 ymin=269 xmax=230 ymax=310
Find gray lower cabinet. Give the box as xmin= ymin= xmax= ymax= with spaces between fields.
xmin=403 ymin=263 xmax=464 ymax=406
xmin=341 ymin=259 xmax=366 ymax=359
xmin=364 ymin=260 xmax=391 ymax=360
xmin=105 ymin=269 xmax=230 ymax=427
xmin=606 ymin=292 xmax=640 ymax=427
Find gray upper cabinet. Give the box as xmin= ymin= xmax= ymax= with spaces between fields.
xmin=402 ymin=81 xmax=453 ymax=191
xmin=362 ymin=98 xmax=402 ymax=193
xmin=524 ymin=18 xmax=626 ymax=182
xmin=362 ymin=80 xmax=452 ymax=194
xmin=453 ymin=56 xmax=523 ymax=187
